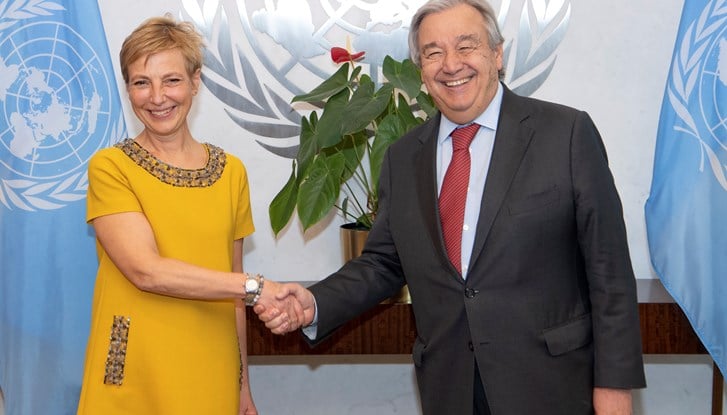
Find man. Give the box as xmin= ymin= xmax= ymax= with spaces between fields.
xmin=258 ymin=0 xmax=646 ymax=413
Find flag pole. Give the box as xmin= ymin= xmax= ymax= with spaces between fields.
xmin=713 ymin=361 xmax=724 ymax=415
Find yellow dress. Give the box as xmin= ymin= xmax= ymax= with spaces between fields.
xmin=77 ymin=139 xmax=254 ymax=414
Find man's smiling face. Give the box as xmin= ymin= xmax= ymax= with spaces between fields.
xmin=418 ymin=3 xmax=503 ymax=125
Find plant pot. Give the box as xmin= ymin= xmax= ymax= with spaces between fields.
xmin=340 ymin=223 xmax=370 ymax=262
xmin=340 ymin=223 xmax=411 ymax=304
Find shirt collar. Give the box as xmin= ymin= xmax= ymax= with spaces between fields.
xmin=438 ymin=82 xmax=503 ymax=144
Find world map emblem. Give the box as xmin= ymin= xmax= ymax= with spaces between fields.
xmin=0 ymin=16 xmax=123 ymax=211
xmin=182 ymin=0 xmax=571 ymax=158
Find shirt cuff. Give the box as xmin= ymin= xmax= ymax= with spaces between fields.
xmin=301 ymin=297 xmax=319 ymax=339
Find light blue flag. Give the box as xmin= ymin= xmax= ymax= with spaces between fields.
xmin=0 ymin=1 xmax=126 ymax=413
xmin=645 ymin=0 xmax=727 ymax=376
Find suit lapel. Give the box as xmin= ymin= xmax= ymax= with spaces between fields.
xmin=469 ymin=88 xmax=535 ymax=269
xmin=414 ymin=115 xmax=447 ymax=264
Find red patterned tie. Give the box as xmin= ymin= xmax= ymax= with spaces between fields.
xmin=439 ymin=123 xmax=479 ymax=274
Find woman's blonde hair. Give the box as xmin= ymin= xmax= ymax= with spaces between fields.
xmin=119 ymin=14 xmax=204 ymax=84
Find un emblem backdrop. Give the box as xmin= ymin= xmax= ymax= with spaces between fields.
xmin=181 ymin=0 xmax=571 ymax=158
xmin=0 ymin=1 xmax=126 ymax=414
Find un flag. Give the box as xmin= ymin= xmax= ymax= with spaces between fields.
xmin=0 ymin=1 xmax=126 ymax=413
xmin=645 ymin=0 xmax=727 ymax=377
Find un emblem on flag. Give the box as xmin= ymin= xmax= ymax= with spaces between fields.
xmin=667 ymin=3 xmax=727 ymax=190
xmin=703 ymin=36 xmax=727 ymax=155
xmin=0 ymin=19 xmax=122 ymax=211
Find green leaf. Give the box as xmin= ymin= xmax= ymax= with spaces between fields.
xmin=369 ymin=94 xmax=425 ymax=191
xmin=417 ymin=92 xmax=437 ymax=118
xmin=383 ymin=56 xmax=423 ymax=100
xmin=297 ymin=153 xmax=347 ymax=230
xmin=341 ymin=75 xmax=392 ymax=135
xmin=355 ymin=212 xmax=375 ymax=229
xmin=296 ymin=113 xmax=319 ymax=179
xmin=332 ymin=130 xmax=368 ymax=183
xmin=341 ymin=196 xmax=350 ymax=219
xmin=349 ymin=65 xmax=363 ymax=82
xmin=292 ymin=63 xmax=351 ymax=103
xmin=269 ymin=163 xmax=299 ymax=236
xmin=394 ymin=93 xmax=420 ymax=128
xmin=274 ymin=55 xmax=433 ymax=233
xmin=369 ymin=113 xmax=407 ymax=192
xmin=315 ymin=88 xmax=351 ymax=148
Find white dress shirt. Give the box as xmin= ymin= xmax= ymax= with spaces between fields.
xmin=437 ymin=83 xmax=502 ymax=278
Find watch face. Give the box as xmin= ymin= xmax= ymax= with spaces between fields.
xmin=245 ymin=278 xmax=259 ymax=293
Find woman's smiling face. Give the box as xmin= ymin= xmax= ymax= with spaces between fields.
xmin=126 ymin=48 xmax=200 ymax=139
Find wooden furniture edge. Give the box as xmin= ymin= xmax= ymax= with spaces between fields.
xmin=246 ymin=302 xmax=705 ymax=355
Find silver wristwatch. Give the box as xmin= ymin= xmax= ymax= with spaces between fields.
xmin=244 ymin=274 xmax=264 ymax=306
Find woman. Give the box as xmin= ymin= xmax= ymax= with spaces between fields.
xmin=77 ymin=16 xmax=275 ymax=414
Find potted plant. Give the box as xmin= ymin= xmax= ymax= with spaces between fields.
xmin=268 ymin=47 xmax=436 ymax=236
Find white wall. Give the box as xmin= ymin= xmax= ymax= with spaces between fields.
xmin=75 ymin=0 xmax=727 ymax=413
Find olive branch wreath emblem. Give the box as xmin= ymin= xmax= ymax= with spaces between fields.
xmin=182 ymin=0 xmax=304 ymax=159
xmin=499 ymin=0 xmax=571 ymax=96
xmin=0 ymin=0 xmax=62 ymax=30
xmin=665 ymin=0 xmax=727 ymax=190
xmin=184 ymin=0 xmax=571 ymax=158
xmin=0 ymin=119 xmax=126 ymax=211
xmin=0 ymin=0 xmax=126 ymax=211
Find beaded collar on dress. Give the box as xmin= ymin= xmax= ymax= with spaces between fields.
xmin=115 ymin=138 xmax=226 ymax=187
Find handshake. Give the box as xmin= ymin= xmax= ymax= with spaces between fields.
xmin=252 ymin=280 xmax=316 ymax=335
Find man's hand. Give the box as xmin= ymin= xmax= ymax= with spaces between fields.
xmin=253 ymin=280 xmax=304 ymax=332
xmin=593 ymin=387 xmax=632 ymax=415
xmin=254 ymin=281 xmax=315 ymax=334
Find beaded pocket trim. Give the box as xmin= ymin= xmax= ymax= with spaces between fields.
xmin=115 ymin=139 xmax=226 ymax=187
xmin=103 ymin=315 xmax=131 ymax=386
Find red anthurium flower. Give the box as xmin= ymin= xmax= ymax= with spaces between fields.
xmin=331 ymin=47 xmax=365 ymax=64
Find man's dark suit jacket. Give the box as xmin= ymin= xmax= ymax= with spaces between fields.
xmin=308 ymin=86 xmax=646 ymax=414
